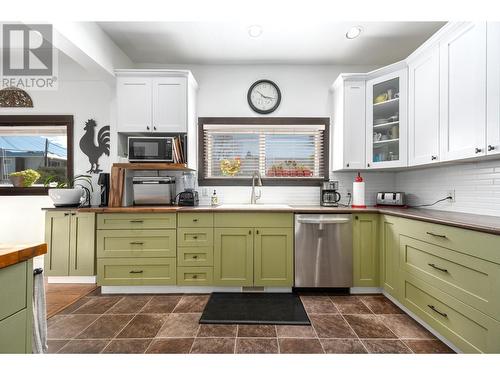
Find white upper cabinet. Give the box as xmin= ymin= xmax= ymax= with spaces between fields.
xmin=116 ymin=71 xmax=193 ymax=133
xmin=408 ymin=45 xmax=440 ymax=166
xmin=152 ymin=77 xmax=187 ymax=133
xmin=366 ymin=68 xmax=408 ymax=169
xmin=439 ymin=22 xmax=487 ymax=161
xmin=487 ymin=22 xmax=500 ymax=155
xmin=331 ymin=78 xmax=366 ymax=171
xmin=117 ymin=77 xmax=153 ymax=132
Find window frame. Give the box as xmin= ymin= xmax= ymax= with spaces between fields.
xmin=198 ymin=117 xmax=329 ymax=186
xmin=0 ymin=115 xmax=74 ymax=196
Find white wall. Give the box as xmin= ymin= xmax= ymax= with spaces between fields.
xmin=0 ymin=54 xmax=114 ymax=245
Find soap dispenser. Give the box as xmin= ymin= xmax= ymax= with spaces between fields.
xmin=211 ymin=190 xmax=219 ymax=206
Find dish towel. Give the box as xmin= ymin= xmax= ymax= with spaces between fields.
xmin=32 ymin=268 xmax=47 ymax=354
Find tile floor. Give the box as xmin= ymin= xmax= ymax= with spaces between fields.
xmin=45 ymin=280 xmax=98 ymax=318
xmin=46 ymin=290 xmax=454 ymax=354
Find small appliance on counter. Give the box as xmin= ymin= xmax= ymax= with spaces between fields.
xmin=128 ymin=136 xmax=174 ymax=162
xmin=132 ymin=176 xmax=176 ymax=205
xmin=376 ymin=192 xmax=406 ymax=207
xmin=98 ymin=172 xmax=110 ymax=207
xmin=320 ymin=180 xmax=341 ymax=207
xmin=177 ymin=171 xmax=199 ymax=206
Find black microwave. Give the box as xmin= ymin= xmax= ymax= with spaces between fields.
xmin=128 ymin=137 xmax=174 ymax=162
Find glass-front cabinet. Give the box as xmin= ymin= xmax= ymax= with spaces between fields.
xmin=366 ymin=69 xmax=408 ymax=168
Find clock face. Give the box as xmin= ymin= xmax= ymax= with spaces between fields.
xmin=248 ymin=80 xmax=281 ymax=114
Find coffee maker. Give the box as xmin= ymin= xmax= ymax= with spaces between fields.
xmin=98 ymin=173 xmax=110 ymax=207
xmin=177 ymin=171 xmax=199 ymax=206
xmin=320 ymin=180 xmax=341 ymax=207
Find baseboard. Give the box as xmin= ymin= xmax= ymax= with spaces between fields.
xmin=47 ymin=276 xmax=96 ymax=284
xmin=100 ymin=286 xmax=292 ymax=294
xmin=350 ymin=287 xmax=383 ymax=294
xmin=382 ymin=291 xmax=461 ymax=354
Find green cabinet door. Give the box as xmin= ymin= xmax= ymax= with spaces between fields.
xmin=380 ymin=215 xmax=400 ymax=297
xmin=214 ymin=228 xmax=254 ymax=286
xmin=254 ymin=228 xmax=293 ymax=287
xmin=353 ymin=214 xmax=379 ymax=287
xmin=44 ymin=211 xmax=71 ymax=276
xmin=69 ymin=212 xmax=96 ymax=276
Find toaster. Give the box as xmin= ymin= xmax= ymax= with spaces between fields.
xmin=376 ymin=192 xmax=406 ymax=206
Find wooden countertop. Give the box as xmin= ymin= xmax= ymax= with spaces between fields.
xmin=42 ymin=205 xmax=500 ymax=235
xmin=0 ymin=243 xmax=47 ymax=269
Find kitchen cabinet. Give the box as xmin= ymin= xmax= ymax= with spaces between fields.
xmin=253 ymin=228 xmax=293 ymax=287
xmin=487 ymin=22 xmax=500 ymax=156
xmin=97 ymin=258 xmax=176 ymax=286
xmin=116 ymin=70 xmax=197 ymax=134
xmin=352 ymin=214 xmax=379 ymax=287
xmin=214 ymin=228 xmax=254 ymax=286
xmin=0 ymin=259 xmax=33 ymax=353
xmin=331 ymin=77 xmax=366 ymax=170
xmin=45 ymin=211 xmax=95 ymax=277
xmin=439 ymin=22 xmax=487 ymax=161
xmin=379 ymin=215 xmax=400 ymax=298
xmin=408 ymin=45 xmax=441 ymax=166
xmin=366 ymin=68 xmax=408 ymax=168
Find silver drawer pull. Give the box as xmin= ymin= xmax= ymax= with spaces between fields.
xmin=129 ymin=270 xmax=143 ymax=274
xmin=130 ymin=241 xmax=144 ymax=245
xmin=130 ymin=220 xmax=144 ymax=223
xmin=427 ymin=304 xmax=448 ymax=318
xmin=428 ymin=263 xmax=448 ymax=273
xmin=426 ymin=231 xmax=447 ymax=239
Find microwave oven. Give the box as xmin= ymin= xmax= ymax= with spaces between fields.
xmin=128 ymin=137 xmax=174 ymax=162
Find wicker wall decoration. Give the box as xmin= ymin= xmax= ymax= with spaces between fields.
xmin=0 ymin=87 xmax=34 ymax=107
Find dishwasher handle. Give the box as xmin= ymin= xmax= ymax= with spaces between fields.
xmin=297 ymin=217 xmax=351 ymax=225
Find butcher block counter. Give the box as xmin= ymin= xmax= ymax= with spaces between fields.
xmin=0 ymin=243 xmax=47 ymax=269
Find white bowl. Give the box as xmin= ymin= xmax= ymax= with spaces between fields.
xmin=48 ymin=188 xmax=84 ymax=207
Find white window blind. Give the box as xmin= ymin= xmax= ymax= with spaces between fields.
xmin=203 ymin=124 xmax=325 ymax=179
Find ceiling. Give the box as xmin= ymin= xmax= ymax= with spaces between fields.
xmin=98 ymin=22 xmax=445 ymax=65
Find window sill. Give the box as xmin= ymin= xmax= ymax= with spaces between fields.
xmin=198 ymin=178 xmax=324 ymax=187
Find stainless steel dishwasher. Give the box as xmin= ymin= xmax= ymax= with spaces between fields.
xmin=294 ymin=214 xmax=353 ymax=287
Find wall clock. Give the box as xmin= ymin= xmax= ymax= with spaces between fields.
xmin=247 ymin=79 xmax=281 ymax=114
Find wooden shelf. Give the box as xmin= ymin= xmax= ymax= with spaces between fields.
xmin=112 ymin=163 xmax=194 ymax=171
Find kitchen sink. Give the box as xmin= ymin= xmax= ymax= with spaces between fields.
xmin=216 ymin=204 xmax=291 ymax=210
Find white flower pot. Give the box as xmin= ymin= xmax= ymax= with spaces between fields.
xmin=48 ymin=188 xmax=84 ymax=207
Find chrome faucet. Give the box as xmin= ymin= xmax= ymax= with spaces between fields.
xmin=251 ymin=171 xmax=262 ymax=204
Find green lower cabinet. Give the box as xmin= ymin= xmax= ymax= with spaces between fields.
xmin=214 ymin=228 xmax=254 ymax=286
xmin=97 ymin=258 xmax=176 ymax=286
xmin=353 ymin=214 xmax=379 ymax=287
xmin=45 ymin=211 xmax=95 ymax=276
xmin=379 ymin=215 xmax=400 ymax=298
xmin=177 ymin=267 xmax=213 ymax=285
xmin=254 ymin=228 xmax=293 ymax=287
xmin=177 ymin=246 xmax=213 ymax=267
xmin=0 ymin=309 xmax=28 ymax=353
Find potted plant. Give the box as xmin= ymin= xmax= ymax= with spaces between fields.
xmin=9 ymin=169 xmax=41 ymax=187
xmin=45 ymin=174 xmax=93 ymax=207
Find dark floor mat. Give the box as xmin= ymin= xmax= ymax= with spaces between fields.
xmin=199 ymin=292 xmax=310 ymax=325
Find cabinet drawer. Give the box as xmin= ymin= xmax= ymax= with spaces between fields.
xmin=97 ymin=258 xmax=176 ymax=286
xmin=0 ymin=309 xmax=28 ymax=354
xmin=400 ymin=235 xmax=500 ymax=321
xmin=395 ymin=217 xmax=500 ymax=264
xmin=177 ymin=228 xmax=213 ymax=247
xmin=97 ymin=229 xmax=176 ymax=258
xmin=0 ymin=262 xmax=27 ymax=321
xmin=401 ymin=272 xmax=500 ymax=353
xmin=177 ymin=247 xmax=213 ymax=267
xmin=178 ymin=213 xmax=214 ymax=228
xmin=214 ymin=213 xmax=293 ymax=228
xmin=177 ymin=267 xmax=213 ymax=286
xmin=97 ymin=213 xmax=176 ymax=230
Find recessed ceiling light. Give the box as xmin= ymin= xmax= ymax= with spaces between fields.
xmin=248 ymin=25 xmax=263 ymax=38
xmin=346 ymin=26 xmax=363 ymax=39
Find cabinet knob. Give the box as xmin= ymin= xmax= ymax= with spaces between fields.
xmin=193 ymin=255 xmax=198 ymax=259
xmin=475 ymin=147 xmax=482 ymax=154
xmin=192 ymin=274 xmax=198 ymax=279
xmin=153 ymin=126 xmax=157 ymax=131
xmin=367 ymin=163 xmax=371 ymax=167
xmin=193 ymin=218 xmax=198 ymax=222
xmin=64 ymin=213 xmax=70 ymax=216
xmin=431 ymin=155 xmax=437 ymax=161
xmin=192 ymin=236 xmax=198 ymax=239
xmin=355 ymin=216 xmax=359 ymax=220
xmin=249 ymin=230 xmax=252 ymax=235
xmin=146 ymin=126 xmax=150 ymax=130
xmin=256 ymin=230 xmax=260 ymax=235
xmin=488 ymin=145 xmax=495 ymax=152
xmin=346 ymin=163 xmax=350 ymax=167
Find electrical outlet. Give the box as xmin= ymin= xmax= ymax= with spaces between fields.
xmin=446 ymin=189 xmax=455 ymax=203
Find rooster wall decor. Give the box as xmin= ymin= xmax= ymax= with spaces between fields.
xmin=79 ymin=119 xmax=110 ymax=174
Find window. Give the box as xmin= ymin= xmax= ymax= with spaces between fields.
xmin=0 ymin=115 xmax=73 ymax=195
xmin=198 ymin=117 xmax=329 ymax=186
